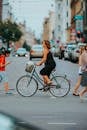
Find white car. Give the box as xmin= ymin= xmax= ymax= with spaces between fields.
xmin=71 ymin=47 xmax=80 ymax=62
xmin=30 ymin=44 xmax=43 ymax=60
xmin=64 ymin=44 xmax=77 ymax=60
xmin=15 ymin=48 xmax=28 ymax=57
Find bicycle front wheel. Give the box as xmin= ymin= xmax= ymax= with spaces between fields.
xmin=16 ymin=75 xmax=38 ymax=97
xmin=50 ymin=76 xmax=70 ymax=97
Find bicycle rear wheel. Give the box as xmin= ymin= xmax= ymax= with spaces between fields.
xmin=16 ymin=75 xmax=38 ymax=97
xmin=49 ymin=76 xmax=70 ymax=97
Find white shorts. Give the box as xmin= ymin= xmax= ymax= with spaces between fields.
xmin=78 ymin=66 xmax=82 ymax=75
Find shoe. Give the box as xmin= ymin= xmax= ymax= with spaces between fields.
xmin=5 ymin=92 xmax=13 ymax=95
xmin=73 ymin=92 xmax=79 ymax=96
xmin=43 ymin=86 xmax=50 ymax=92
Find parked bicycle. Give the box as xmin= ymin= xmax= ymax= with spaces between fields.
xmin=16 ymin=61 xmax=71 ymax=97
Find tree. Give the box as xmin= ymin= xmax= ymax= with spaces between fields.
xmin=0 ymin=20 xmax=23 ymax=48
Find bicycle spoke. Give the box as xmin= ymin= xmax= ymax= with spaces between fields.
xmin=50 ymin=76 xmax=70 ymax=97
xmin=16 ymin=75 xmax=38 ymax=97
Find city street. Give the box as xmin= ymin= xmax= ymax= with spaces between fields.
xmin=0 ymin=57 xmax=87 ymax=130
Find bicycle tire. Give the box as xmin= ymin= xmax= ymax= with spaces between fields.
xmin=16 ymin=75 xmax=38 ymax=97
xmin=49 ymin=76 xmax=70 ymax=97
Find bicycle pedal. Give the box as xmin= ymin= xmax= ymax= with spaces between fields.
xmin=44 ymin=87 xmax=50 ymax=91
xmin=38 ymin=88 xmax=44 ymax=90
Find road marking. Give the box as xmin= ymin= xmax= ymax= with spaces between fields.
xmin=50 ymin=96 xmax=56 ymax=99
xmin=48 ymin=122 xmax=77 ymax=125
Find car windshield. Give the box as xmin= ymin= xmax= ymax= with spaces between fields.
xmin=67 ymin=45 xmax=77 ymax=51
xmin=32 ymin=45 xmax=43 ymax=51
xmin=17 ymin=48 xmax=26 ymax=52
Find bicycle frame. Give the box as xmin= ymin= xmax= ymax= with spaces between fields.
xmin=27 ymin=66 xmax=56 ymax=88
xmin=27 ymin=66 xmax=45 ymax=87
xmin=26 ymin=65 xmax=68 ymax=89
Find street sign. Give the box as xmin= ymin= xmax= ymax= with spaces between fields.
xmin=74 ymin=15 xmax=83 ymax=20
xmin=76 ymin=19 xmax=83 ymax=32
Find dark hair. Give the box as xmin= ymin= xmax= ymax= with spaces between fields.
xmin=84 ymin=45 xmax=87 ymax=50
xmin=0 ymin=48 xmax=6 ymax=55
xmin=80 ymin=46 xmax=85 ymax=54
xmin=43 ymin=40 xmax=51 ymax=49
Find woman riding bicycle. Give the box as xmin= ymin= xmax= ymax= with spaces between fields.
xmin=36 ymin=40 xmax=56 ymax=85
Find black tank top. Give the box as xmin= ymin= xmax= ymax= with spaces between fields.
xmin=45 ymin=51 xmax=56 ymax=67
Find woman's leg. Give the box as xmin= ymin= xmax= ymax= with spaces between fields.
xmin=79 ymin=87 xmax=87 ymax=97
xmin=43 ymin=75 xmax=52 ymax=84
xmin=4 ymin=82 xmax=9 ymax=92
xmin=73 ymin=76 xmax=82 ymax=95
xmin=42 ymin=76 xmax=47 ymax=84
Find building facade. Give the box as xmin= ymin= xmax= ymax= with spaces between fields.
xmin=42 ymin=17 xmax=50 ymax=41
xmin=2 ymin=0 xmax=13 ymax=21
xmin=42 ymin=11 xmax=55 ymax=41
xmin=83 ymin=0 xmax=87 ymax=42
xmin=48 ymin=11 xmax=55 ymax=41
xmin=19 ymin=23 xmax=36 ymax=47
xmin=54 ymin=0 xmax=71 ymax=44
xmin=70 ymin=0 xmax=83 ymax=43
xmin=0 ymin=0 xmax=2 ymax=20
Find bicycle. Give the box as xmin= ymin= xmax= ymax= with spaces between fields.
xmin=16 ymin=62 xmax=71 ymax=97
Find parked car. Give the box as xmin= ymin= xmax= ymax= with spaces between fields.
xmin=58 ymin=47 xmax=65 ymax=59
xmin=70 ymin=43 xmax=86 ymax=62
xmin=15 ymin=48 xmax=28 ymax=57
xmin=64 ymin=44 xmax=77 ymax=60
xmin=71 ymin=47 xmax=80 ymax=62
xmin=78 ymin=42 xmax=86 ymax=48
xmin=51 ymin=46 xmax=60 ymax=57
xmin=30 ymin=44 xmax=43 ymax=60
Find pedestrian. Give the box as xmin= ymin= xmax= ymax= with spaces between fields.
xmin=73 ymin=46 xmax=85 ymax=96
xmin=79 ymin=45 xmax=87 ymax=100
xmin=36 ymin=40 xmax=56 ymax=86
xmin=0 ymin=49 xmax=11 ymax=94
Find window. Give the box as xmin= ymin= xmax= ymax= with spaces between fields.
xmin=66 ymin=22 xmax=68 ymax=29
xmin=67 ymin=11 xmax=68 ymax=17
xmin=58 ymin=25 xmax=61 ymax=31
xmin=58 ymin=14 xmax=61 ymax=20
xmin=67 ymin=0 xmax=68 ymax=6
xmin=58 ymin=3 xmax=61 ymax=10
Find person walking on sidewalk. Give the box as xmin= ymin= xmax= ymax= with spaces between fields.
xmin=73 ymin=46 xmax=85 ymax=96
xmin=0 ymin=50 xmax=11 ymax=94
xmin=79 ymin=45 xmax=87 ymax=100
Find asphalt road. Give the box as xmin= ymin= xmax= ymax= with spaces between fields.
xmin=0 ymin=57 xmax=87 ymax=130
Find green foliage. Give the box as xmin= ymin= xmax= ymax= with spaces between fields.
xmin=0 ymin=20 xmax=23 ymax=43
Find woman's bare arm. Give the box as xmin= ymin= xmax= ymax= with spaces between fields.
xmin=36 ymin=49 xmax=48 ymax=66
